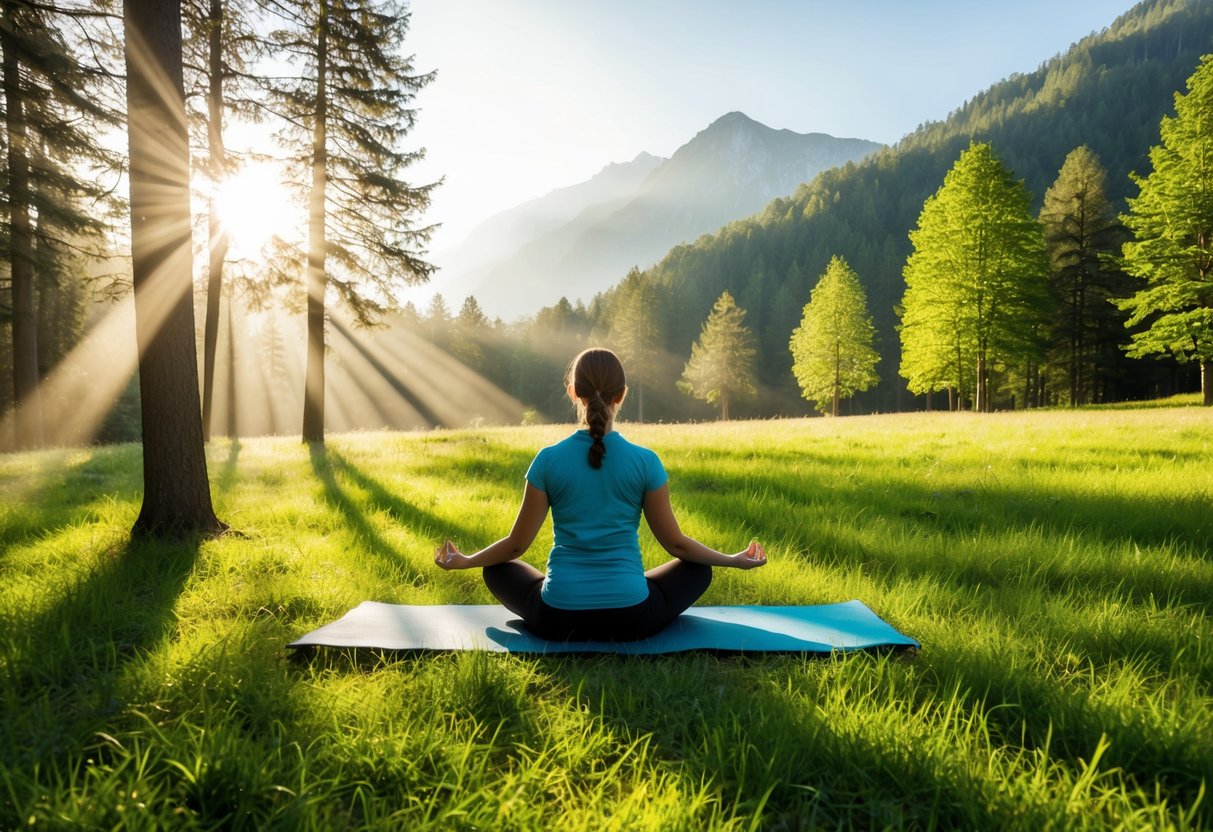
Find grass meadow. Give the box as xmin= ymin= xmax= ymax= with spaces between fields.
xmin=1 ymin=404 xmax=1211 ymax=829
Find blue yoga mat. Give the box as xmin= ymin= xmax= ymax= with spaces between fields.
xmin=288 ymin=600 xmax=919 ymax=654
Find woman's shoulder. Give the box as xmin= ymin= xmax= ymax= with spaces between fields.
xmin=610 ymin=432 xmax=663 ymax=462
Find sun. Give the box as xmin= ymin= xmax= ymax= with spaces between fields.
xmin=214 ymin=164 xmax=298 ymax=259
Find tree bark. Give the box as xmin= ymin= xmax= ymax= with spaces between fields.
xmin=226 ymin=294 xmax=237 ymax=437
xmin=1203 ymin=360 xmax=1212 ymax=406
xmin=2 ymin=4 xmax=43 ymax=449
xmin=302 ymin=3 xmax=328 ymax=443
xmin=125 ymin=0 xmax=225 ymax=538
xmin=201 ymin=0 xmax=228 ymax=442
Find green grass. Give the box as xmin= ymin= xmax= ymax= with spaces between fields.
xmin=1 ymin=408 xmax=1211 ymax=829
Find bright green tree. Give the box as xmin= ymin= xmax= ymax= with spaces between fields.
xmin=790 ymin=256 xmax=879 ymax=416
xmin=608 ymin=267 xmax=661 ymax=421
xmin=677 ymin=290 xmax=756 ymax=420
xmin=1040 ymin=145 xmax=1129 ymax=406
xmin=899 ymin=142 xmax=1049 ymax=411
xmin=1118 ymin=55 xmax=1213 ymax=406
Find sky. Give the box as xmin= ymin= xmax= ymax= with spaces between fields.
xmin=404 ymin=0 xmax=1140 ymax=255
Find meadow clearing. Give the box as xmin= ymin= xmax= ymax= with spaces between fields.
xmin=0 ymin=402 xmax=1210 ymax=829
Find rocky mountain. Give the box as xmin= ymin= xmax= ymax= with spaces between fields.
xmin=429 ymin=113 xmax=882 ymax=319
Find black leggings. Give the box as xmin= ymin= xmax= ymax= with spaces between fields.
xmin=483 ymin=559 xmax=712 ymax=642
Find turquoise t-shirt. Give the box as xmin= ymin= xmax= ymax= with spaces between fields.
xmin=525 ymin=430 xmax=668 ymax=610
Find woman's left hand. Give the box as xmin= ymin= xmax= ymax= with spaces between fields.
xmin=434 ymin=539 xmax=473 ymax=570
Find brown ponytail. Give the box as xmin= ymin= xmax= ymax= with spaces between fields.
xmin=567 ymin=348 xmax=627 ymax=469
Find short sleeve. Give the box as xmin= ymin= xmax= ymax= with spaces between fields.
xmin=645 ymin=450 xmax=668 ymax=491
xmin=525 ymin=449 xmax=548 ymax=492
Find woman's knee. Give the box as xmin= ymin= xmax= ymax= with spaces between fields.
xmin=683 ymin=561 xmax=712 ymax=592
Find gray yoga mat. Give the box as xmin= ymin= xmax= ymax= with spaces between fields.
xmin=288 ymin=600 xmax=920 ymax=654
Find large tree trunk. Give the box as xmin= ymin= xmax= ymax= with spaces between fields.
xmin=1203 ymin=360 xmax=1212 ymax=406
xmin=125 ymin=0 xmax=225 ymax=538
xmin=201 ymin=0 xmax=229 ymax=442
xmin=302 ymin=5 xmax=328 ymax=443
xmin=2 ymin=5 xmax=42 ymax=449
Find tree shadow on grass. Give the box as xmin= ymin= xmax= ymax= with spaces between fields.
xmin=531 ymin=641 xmax=1209 ymax=828
xmin=0 ymin=444 xmax=143 ymax=547
xmin=324 ymin=448 xmax=491 ymax=544
xmin=524 ymin=653 xmax=1030 ymax=829
xmin=405 ymin=439 xmax=536 ymax=491
xmin=308 ymin=445 xmax=485 ymax=588
xmin=0 ymin=535 xmax=201 ymax=823
xmin=675 ymin=464 xmax=1213 ymax=610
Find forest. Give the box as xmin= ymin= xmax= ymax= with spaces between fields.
xmin=1 ymin=0 xmax=1212 ymax=448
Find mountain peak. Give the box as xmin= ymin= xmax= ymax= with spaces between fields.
xmin=708 ymin=111 xmax=763 ymax=130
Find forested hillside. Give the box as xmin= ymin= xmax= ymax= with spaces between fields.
xmin=511 ymin=0 xmax=1213 ymax=421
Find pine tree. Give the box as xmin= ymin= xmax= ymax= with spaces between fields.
xmin=790 ymin=256 xmax=880 ymax=416
xmin=124 ymin=0 xmax=225 ymax=537
xmin=451 ymin=295 xmax=488 ymax=370
xmin=2 ymin=0 xmax=123 ymax=448
xmin=264 ymin=0 xmax=437 ymax=443
xmin=677 ymin=290 xmax=756 ymax=420
xmin=899 ymin=142 xmax=1049 ymax=411
xmin=1118 ymin=54 xmax=1213 ymax=406
xmin=1040 ymin=146 xmax=1129 ymax=406
xmin=181 ymin=0 xmax=263 ymax=441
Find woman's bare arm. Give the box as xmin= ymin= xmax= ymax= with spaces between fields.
xmin=642 ymin=484 xmax=766 ymax=568
xmin=435 ymin=483 xmax=550 ymax=569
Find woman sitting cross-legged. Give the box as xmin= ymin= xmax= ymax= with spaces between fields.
xmin=434 ymin=347 xmax=766 ymax=642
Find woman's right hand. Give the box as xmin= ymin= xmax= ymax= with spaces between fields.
xmin=730 ymin=540 xmax=767 ymax=569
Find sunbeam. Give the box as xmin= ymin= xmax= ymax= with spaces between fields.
xmin=0 ymin=297 xmax=139 ymax=451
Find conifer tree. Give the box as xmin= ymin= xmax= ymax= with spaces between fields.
xmin=899 ymin=142 xmax=1049 ymax=411
xmin=451 ymin=295 xmax=488 ymax=370
xmin=264 ymin=0 xmax=437 ymax=443
xmin=790 ymin=256 xmax=879 ymax=416
xmin=182 ymin=0 xmax=263 ymax=440
xmin=1 ymin=0 xmax=123 ymax=448
xmin=677 ymin=290 xmax=756 ymax=420
xmin=1118 ymin=55 xmax=1213 ymax=406
xmin=1040 ymin=146 xmax=1129 ymax=406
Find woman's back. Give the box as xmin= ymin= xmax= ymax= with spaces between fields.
xmin=527 ymin=430 xmax=666 ymax=609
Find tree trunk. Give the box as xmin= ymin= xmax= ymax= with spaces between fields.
xmin=719 ymin=391 xmax=729 ymax=421
xmin=201 ymin=0 xmax=229 ymax=442
xmin=1204 ymin=361 xmax=1212 ymax=406
xmin=124 ymin=0 xmax=225 ymax=538
xmin=832 ymin=348 xmax=840 ymax=417
xmin=302 ymin=4 xmax=328 ymax=444
xmin=226 ymin=294 xmax=237 ymax=437
xmin=975 ymin=353 xmax=988 ymax=412
xmin=2 ymin=6 xmax=43 ymax=449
